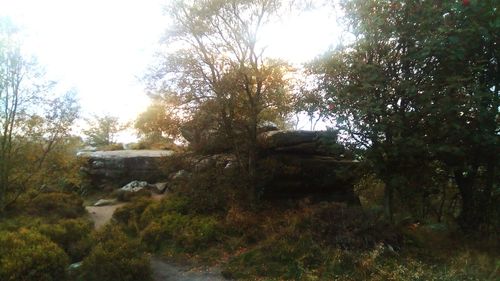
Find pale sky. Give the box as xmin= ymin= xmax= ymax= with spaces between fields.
xmin=1 ymin=0 xmax=340 ymax=140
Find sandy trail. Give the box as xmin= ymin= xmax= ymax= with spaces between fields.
xmin=86 ymin=203 xmax=126 ymax=229
xmin=151 ymin=257 xmax=227 ymax=281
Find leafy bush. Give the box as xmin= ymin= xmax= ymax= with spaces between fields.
xmin=304 ymin=202 xmax=402 ymax=250
xmin=140 ymin=212 xmax=220 ymax=253
xmin=36 ymin=218 xmax=93 ymax=262
xmin=80 ymin=225 xmax=151 ymax=281
xmin=114 ymin=188 xmax=152 ymax=202
xmin=25 ymin=192 xmax=85 ymax=219
xmin=99 ymin=143 xmax=124 ymax=151
xmin=175 ymin=165 xmax=252 ymax=214
xmin=140 ymin=195 xmax=191 ymax=224
xmin=0 ymin=228 xmax=69 ymax=281
xmin=222 ymin=234 xmax=324 ymax=280
xmin=112 ymin=198 xmax=152 ymax=234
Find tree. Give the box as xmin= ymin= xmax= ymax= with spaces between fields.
xmin=147 ymin=0 xmax=294 ymax=180
xmin=312 ymin=0 xmax=498 ymax=230
xmin=135 ymin=95 xmax=181 ymax=143
xmin=311 ymin=0 xmax=441 ymax=221
xmin=421 ymin=0 xmax=499 ymax=231
xmin=0 ymin=18 xmax=80 ymax=212
xmin=82 ymin=114 xmax=123 ymax=147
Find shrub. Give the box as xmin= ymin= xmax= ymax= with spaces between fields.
xmin=26 ymin=192 xmax=85 ymax=219
xmin=113 ymin=198 xmax=152 ymax=226
xmin=140 ymin=195 xmax=191 ymax=225
xmin=114 ymin=188 xmax=152 ymax=202
xmin=36 ymin=218 xmax=93 ymax=262
xmin=0 ymin=228 xmax=69 ymax=281
xmin=175 ymin=165 xmax=251 ymax=214
xmin=99 ymin=143 xmax=124 ymax=151
xmin=80 ymin=225 xmax=151 ymax=281
xmin=140 ymin=212 xmax=220 ymax=253
xmin=304 ymin=202 xmax=402 ymax=250
xmin=222 ymin=234 xmax=324 ymax=280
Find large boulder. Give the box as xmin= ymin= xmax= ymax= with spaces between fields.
xmin=258 ymin=130 xmax=347 ymax=157
xmin=257 ymin=154 xmax=360 ymax=203
xmin=78 ymin=150 xmax=174 ymax=187
xmin=181 ymin=121 xmax=279 ymax=154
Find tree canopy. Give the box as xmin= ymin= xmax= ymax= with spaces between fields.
xmin=311 ymin=0 xmax=498 ymax=230
xmin=0 ymin=18 xmax=80 ymax=212
xmin=146 ymin=0 xmax=295 ymax=177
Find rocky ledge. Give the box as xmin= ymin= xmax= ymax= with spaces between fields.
xmin=78 ymin=150 xmax=175 ymax=187
xmin=79 ymin=131 xmax=359 ymax=204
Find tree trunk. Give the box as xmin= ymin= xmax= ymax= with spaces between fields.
xmin=454 ymin=169 xmax=487 ymax=233
xmin=384 ymin=181 xmax=394 ymax=223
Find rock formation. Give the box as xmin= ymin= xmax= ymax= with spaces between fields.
xmin=79 ymin=130 xmax=359 ymax=204
xmin=256 ymin=130 xmax=359 ymax=203
xmin=78 ymin=150 xmax=174 ymax=187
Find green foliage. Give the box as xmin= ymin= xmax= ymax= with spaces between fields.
xmin=140 ymin=196 xmax=191 ymax=223
xmin=82 ymin=114 xmax=124 ymax=147
xmin=113 ymin=188 xmax=152 ymax=202
xmin=140 ymin=212 xmax=220 ymax=253
xmin=0 ymin=228 xmax=69 ymax=281
xmin=176 ymin=167 xmax=243 ymax=214
xmin=0 ymin=18 xmax=80 ymax=213
xmin=355 ymin=174 xmax=385 ymax=208
xmin=80 ymin=225 xmax=152 ymax=281
xmin=147 ymin=0 xmax=294 ymax=178
xmin=223 ymin=234 xmax=324 ymax=280
xmin=311 ymin=0 xmax=499 ymax=230
xmin=303 ymin=203 xmax=401 ymax=250
xmin=36 ymin=218 xmax=93 ymax=262
xmin=135 ymin=97 xmax=181 ymax=144
xmin=24 ymin=192 xmax=85 ymax=219
xmin=112 ymin=195 xmax=221 ymax=254
xmin=112 ymin=198 xmax=153 ymax=233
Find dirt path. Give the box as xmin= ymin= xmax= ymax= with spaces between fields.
xmin=151 ymin=257 xmax=228 ymax=281
xmin=86 ymin=203 xmax=126 ymax=229
xmin=86 ymin=200 xmax=229 ymax=281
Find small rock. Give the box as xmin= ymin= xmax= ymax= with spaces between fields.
xmin=68 ymin=261 xmax=82 ymax=271
xmin=153 ymin=182 xmax=169 ymax=194
xmin=121 ymin=180 xmax=150 ymax=192
xmin=94 ymin=198 xmax=117 ymax=206
xmin=171 ymin=170 xmax=190 ymax=180
xmin=224 ymin=160 xmax=237 ymax=170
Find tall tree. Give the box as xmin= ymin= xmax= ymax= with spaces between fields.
xmin=147 ymin=0 xmax=293 ymax=180
xmin=82 ymin=114 xmax=123 ymax=147
xmin=135 ymin=95 xmax=181 ymax=143
xmin=0 ymin=18 xmax=80 ymax=212
xmin=422 ymin=0 xmax=499 ymax=231
xmin=312 ymin=0 xmax=498 ymax=229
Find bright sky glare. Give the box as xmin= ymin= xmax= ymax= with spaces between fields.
xmin=1 ymin=0 xmax=341 ymax=140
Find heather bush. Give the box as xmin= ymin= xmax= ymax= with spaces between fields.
xmin=25 ymin=192 xmax=85 ymax=219
xmin=0 ymin=228 xmax=69 ymax=281
xmin=37 ymin=218 xmax=93 ymax=262
xmin=140 ymin=211 xmax=220 ymax=253
xmin=80 ymin=225 xmax=151 ymax=281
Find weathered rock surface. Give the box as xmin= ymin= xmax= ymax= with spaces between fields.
xmin=257 ymin=154 xmax=359 ymax=202
xmin=258 ymin=130 xmax=347 ymax=156
xmin=79 ymin=131 xmax=359 ymax=204
xmin=94 ymin=198 xmax=117 ymax=206
xmin=79 ymin=150 xmax=174 ymax=187
xmin=153 ymin=182 xmax=169 ymax=194
xmin=256 ymin=130 xmax=357 ymax=202
xmin=120 ymin=180 xmax=150 ymax=192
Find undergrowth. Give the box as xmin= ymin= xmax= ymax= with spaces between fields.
xmin=111 ymin=194 xmax=499 ymax=280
